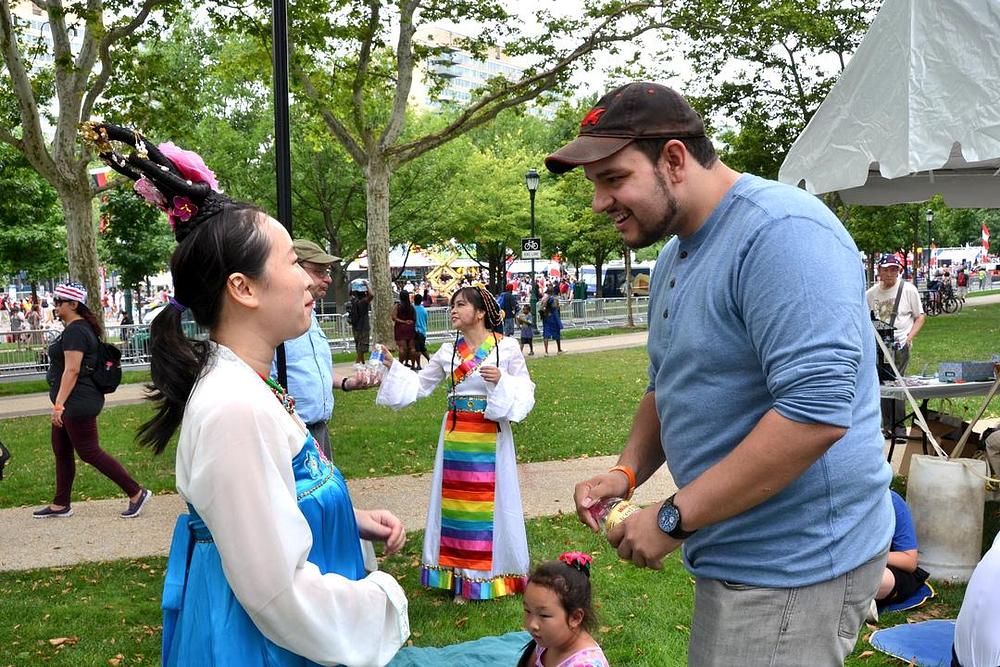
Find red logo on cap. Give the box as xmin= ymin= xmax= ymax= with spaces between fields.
xmin=580 ymin=107 xmax=606 ymax=127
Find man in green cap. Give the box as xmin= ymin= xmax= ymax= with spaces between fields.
xmin=273 ymin=239 xmax=370 ymax=460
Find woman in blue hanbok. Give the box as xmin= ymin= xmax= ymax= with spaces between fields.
xmin=81 ymin=122 xmax=408 ymax=667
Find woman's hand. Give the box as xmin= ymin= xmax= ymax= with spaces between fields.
xmin=380 ymin=345 xmax=394 ymax=369
xmin=51 ymin=407 xmax=64 ymax=428
xmin=356 ymin=509 xmax=406 ymax=555
xmin=479 ymin=365 xmax=501 ymax=384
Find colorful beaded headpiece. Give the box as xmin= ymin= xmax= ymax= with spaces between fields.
xmin=80 ymin=121 xmax=232 ymax=243
xmin=472 ymin=282 xmax=504 ymax=328
xmin=559 ymin=551 xmax=593 ymax=577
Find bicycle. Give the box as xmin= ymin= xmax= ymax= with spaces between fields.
xmin=939 ymin=284 xmax=962 ymax=314
xmin=921 ymin=288 xmax=942 ymax=316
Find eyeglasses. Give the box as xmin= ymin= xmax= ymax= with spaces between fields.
xmin=300 ymin=262 xmax=333 ymax=277
xmin=53 ymin=298 xmax=65 ymax=306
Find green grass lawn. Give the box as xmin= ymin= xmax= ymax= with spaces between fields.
xmin=0 ymin=326 xmax=648 ymax=398
xmin=0 ymin=347 xmax=649 ymax=508
xmin=3 ymin=508 xmax=997 ymax=667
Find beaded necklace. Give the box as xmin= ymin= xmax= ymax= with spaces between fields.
xmin=258 ymin=373 xmax=296 ymax=415
xmin=451 ymin=334 xmax=501 ymax=387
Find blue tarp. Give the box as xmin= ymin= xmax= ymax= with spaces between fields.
xmin=388 ymin=631 xmax=531 ymax=667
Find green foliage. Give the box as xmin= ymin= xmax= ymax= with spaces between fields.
xmin=677 ymin=0 xmax=881 ymax=179
xmin=0 ymin=144 xmax=66 ymax=281
xmin=98 ymin=182 xmax=174 ymax=291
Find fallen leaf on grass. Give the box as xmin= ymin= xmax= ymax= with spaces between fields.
xmin=858 ymin=650 xmax=874 ymax=659
xmin=454 ymin=616 xmax=469 ymax=628
xmin=108 ymin=654 xmax=124 ymax=665
xmin=48 ymin=637 xmax=79 ymax=647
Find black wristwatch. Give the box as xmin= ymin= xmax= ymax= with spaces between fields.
xmin=657 ymin=493 xmax=696 ymax=540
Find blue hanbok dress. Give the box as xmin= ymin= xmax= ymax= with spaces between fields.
xmin=163 ymin=344 xmax=407 ymax=667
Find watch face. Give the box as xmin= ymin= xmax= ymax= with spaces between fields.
xmin=657 ymin=503 xmax=680 ymax=534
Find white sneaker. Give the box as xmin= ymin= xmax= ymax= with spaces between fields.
xmin=866 ymin=598 xmax=879 ymax=624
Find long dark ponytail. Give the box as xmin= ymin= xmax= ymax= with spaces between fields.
xmin=137 ymin=203 xmax=270 ymax=454
xmin=74 ymin=302 xmax=104 ymax=341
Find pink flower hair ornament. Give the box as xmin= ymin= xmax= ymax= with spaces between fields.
xmin=158 ymin=142 xmax=219 ymax=191
xmin=558 ymin=551 xmax=593 ymax=575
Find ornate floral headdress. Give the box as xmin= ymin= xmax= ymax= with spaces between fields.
xmin=559 ymin=551 xmax=593 ymax=576
xmin=80 ymin=121 xmax=231 ymax=242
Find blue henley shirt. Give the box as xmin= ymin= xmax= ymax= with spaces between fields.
xmin=647 ymin=173 xmax=892 ymax=587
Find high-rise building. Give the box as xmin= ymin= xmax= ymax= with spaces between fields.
xmin=410 ymin=26 xmax=525 ymax=108
xmin=10 ymin=1 xmax=85 ymax=69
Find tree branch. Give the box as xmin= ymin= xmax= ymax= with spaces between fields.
xmin=350 ymin=0 xmax=379 ymax=149
xmin=390 ymin=6 xmax=670 ymax=164
xmin=379 ymin=0 xmax=419 ymax=151
xmin=81 ymin=0 xmax=169 ymax=121
xmin=291 ymin=58 xmax=367 ymax=166
xmin=0 ymin=0 xmax=59 ymax=182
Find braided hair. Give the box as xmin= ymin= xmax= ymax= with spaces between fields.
xmin=80 ymin=121 xmax=270 ymax=454
xmin=446 ymin=285 xmax=504 ymax=432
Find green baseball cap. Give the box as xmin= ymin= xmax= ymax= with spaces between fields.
xmin=292 ymin=239 xmax=339 ymax=265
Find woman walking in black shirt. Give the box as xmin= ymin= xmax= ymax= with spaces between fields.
xmin=33 ymin=282 xmax=149 ymax=519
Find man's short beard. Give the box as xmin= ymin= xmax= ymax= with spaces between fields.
xmin=625 ymin=168 xmax=680 ymax=249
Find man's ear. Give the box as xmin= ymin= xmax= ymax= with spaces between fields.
xmin=225 ymin=273 xmax=258 ymax=309
xmin=660 ymin=139 xmax=688 ymax=183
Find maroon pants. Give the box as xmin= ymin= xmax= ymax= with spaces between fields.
xmin=51 ymin=415 xmax=141 ymax=506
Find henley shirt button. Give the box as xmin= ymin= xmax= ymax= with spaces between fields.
xmin=663 ymin=308 xmax=669 ymax=318
xmin=680 ymin=250 xmax=688 ymax=259
xmin=669 ymin=278 xmax=676 ymax=288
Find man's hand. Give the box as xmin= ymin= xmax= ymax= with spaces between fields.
xmin=573 ymin=471 xmax=631 ymax=532
xmin=356 ymin=509 xmax=406 ymax=556
xmin=606 ymin=503 xmax=681 ymax=570
xmin=347 ymin=368 xmax=378 ymax=390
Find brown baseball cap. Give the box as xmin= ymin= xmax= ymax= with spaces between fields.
xmin=292 ymin=239 xmax=340 ymax=265
xmin=545 ymin=82 xmax=706 ymax=174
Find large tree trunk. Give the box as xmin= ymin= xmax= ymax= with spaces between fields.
xmin=364 ymin=156 xmax=394 ymax=349
xmin=326 ymin=220 xmax=349 ymax=313
xmin=57 ymin=172 xmax=103 ymax=323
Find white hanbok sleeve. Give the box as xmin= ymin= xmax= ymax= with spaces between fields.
xmin=184 ymin=397 xmax=408 ymax=667
xmin=484 ymin=340 xmax=535 ymax=423
xmin=376 ymin=344 xmax=449 ymax=410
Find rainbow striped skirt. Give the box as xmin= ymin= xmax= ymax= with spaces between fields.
xmin=420 ymin=396 xmax=527 ymax=600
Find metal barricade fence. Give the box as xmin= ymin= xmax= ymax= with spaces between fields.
xmin=0 ymin=297 xmax=649 ymax=380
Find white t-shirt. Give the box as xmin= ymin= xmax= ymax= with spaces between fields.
xmin=954 ymin=532 xmax=1000 ymax=667
xmin=866 ymin=280 xmax=923 ymax=344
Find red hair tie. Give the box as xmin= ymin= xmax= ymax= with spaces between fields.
xmin=559 ymin=551 xmax=593 ymax=576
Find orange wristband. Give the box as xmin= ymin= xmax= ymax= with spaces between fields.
xmin=53 ymin=404 xmax=65 ymax=412
xmin=608 ymin=465 xmax=637 ymax=500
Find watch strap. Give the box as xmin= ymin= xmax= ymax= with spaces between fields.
xmin=663 ymin=493 xmax=696 ymax=540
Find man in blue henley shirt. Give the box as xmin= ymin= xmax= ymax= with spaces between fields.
xmin=551 ymin=83 xmax=893 ymax=665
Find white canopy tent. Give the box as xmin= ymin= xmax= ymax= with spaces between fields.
xmin=778 ymin=0 xmax=1000 ymax=208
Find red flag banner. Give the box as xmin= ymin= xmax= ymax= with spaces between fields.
xmin=983 ymin=224 xmax=991 ymax=253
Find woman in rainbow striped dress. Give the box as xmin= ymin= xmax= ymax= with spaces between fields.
xmin=377 ymin=284 xmax=535 ymax=600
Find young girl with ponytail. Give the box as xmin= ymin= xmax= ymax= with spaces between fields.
xmin=81 ymin=122 xmax=408 ymax=666
xmin=376 ymin=285 xmax=535 ymax=601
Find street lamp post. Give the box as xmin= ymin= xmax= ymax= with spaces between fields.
xmin=925 ymin=209 xmax=934 ymax=278
xmin=525 ymin=168 xmax=540 ymax=324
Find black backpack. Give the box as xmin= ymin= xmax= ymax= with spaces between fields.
xmin=90 ymin=342 xmax=123 ymax=393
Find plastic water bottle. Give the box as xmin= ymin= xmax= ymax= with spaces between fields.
xmin=366 ymin=344 xmax=387 ymax=383
xmin=588 ymin=497 xmax=641 ymax=533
